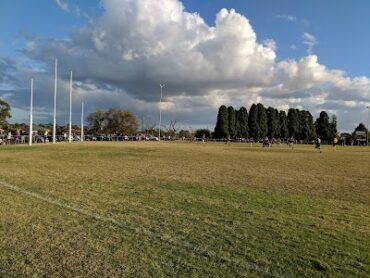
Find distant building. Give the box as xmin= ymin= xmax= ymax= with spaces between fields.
xmin=354 ymin=131 xmax=367 ymax=145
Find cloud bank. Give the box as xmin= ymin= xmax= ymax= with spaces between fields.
xmin=1 ymin=0 xmax=369 ymax=131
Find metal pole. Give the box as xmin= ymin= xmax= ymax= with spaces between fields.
xmin=53 ymin=58 xmax=57 ymax=144
xmin=81 ymin=102 xmax=84 ymax=142
xmin=158 ymin=84 xmax=165 ymax=141
xmin=367 ymin=106 xmax=370 ymax=146
xmin=69 ymin=71 xmax=72 ymax=143
xmin=29 ymin=79 xmax=33 ymax=146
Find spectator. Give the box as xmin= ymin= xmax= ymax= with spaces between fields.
xmin=7 ymin=131 xmax=12 ymax=144
xmin=333 ymin=137 xmax=338 ymax=151
xmin=315 ymin=137 xmax=322 ymax=153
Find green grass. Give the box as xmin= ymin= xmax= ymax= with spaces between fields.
xmin=0 ymin=142 xmax=369 ymax=277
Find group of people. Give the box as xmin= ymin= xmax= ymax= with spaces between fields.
xmin=0 ymin=129 xmax=53 ymax=145
xmin=259 ymin=135 xmax=339 ymax=153
xmin=0 ymin=130 xmax=25 ymax=145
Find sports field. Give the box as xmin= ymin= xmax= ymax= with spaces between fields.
xmin=0 ymin=142 xmax=369 ymax=277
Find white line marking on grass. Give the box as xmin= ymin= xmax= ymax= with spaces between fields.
xmin=0 ymin=181 xmax=279 ymax=277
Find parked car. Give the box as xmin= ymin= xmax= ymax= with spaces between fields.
xmin=146 ymin=135 xmax=159 ymax=141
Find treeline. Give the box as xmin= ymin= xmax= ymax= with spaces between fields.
xmin=214 ymin=104 xmax=337 ymax=141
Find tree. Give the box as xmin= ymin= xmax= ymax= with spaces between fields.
xmin=165 ymin=120 xmax=179 ymax=137
xmin=0 ymin=99 xmax=11 ymax=128
xmin=330 ymin=115 xmax=338 ymax=138
xmin=178 ymin=129 xmax=191 ymax=138
xmin=87 ymin=109 xmax=106 ymax=134
xmin=140 ymin=115 xmax=156 ymax=134
xmin=257 ymin=103 xmax=268 ymax=137
xmin=315 ymin=111 xmax=331 ymax=141
xmin=237 ymin=106 xmax=249 ymax=138
xmin=195 ymin=129 xmax=211 ymax=138
xmin=214 ymin=105 xmax=229 ymax=139
xmin=307 ymin=111 xmax=316 ymax=140
xmin=248 ymin=104 xmax=259 ymax=139
xmin=267 ymin=107 xmax=279 ymax=138
xmin=279 ymin=110 xmax=289 ymax=138
xmin=298 ymin=110 xmax=313 ymax=141
xmin=354 ymin=123 xmax=367 ymax=132
xmin=287 ymin=108 xmax=300 ymax=138
xmin=105 ymin=108 xmax=138 ymax=135
xmin=228 ymin=106 xmax=236 ymax=138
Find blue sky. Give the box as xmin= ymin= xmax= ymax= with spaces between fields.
xmin=0 ymin=0 xmax=369 ymax=131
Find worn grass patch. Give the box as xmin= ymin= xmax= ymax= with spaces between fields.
xmin=0 ymin=142 xmax=369 ymax=277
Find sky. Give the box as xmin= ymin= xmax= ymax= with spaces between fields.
xmin=0 ymin=0 xmax=370 ymax=132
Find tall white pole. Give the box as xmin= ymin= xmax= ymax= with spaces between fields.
xmin=29 ymin=79 xmax=33 ymax=146
xmin=366 ymin=106 xmax=370 ymax=146
xmin=69 ymin=71 xmax=72 ymax=143
xmin=159 ymin=84 xmax=164 ymax=141
xmin=52 ymin=58 xmax=57 ymax=144
xmin=81 ymin=102 xmax=84 ymax=142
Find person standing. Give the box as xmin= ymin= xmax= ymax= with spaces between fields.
xmin=315 ymin=137 xmax=322 ymax=153
xmin=6 ymin=131 xmax=12 ymax=144
xmin=333 ymin=137 xmax=338 ymax=151
xmin=44 ymin=129 xmax=49 ymax=143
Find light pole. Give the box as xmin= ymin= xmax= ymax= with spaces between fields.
xmin=158 ymin=84 xmax=165 ymax=141
xmin=81 ymin=102 xmax=84 ymax=142
xmin=69 ymin=71 xmax=73 ymax=143
xmin=52 ymin=58 xmax=57 ymax=144
xmin=366 ymin=106 xmax=370 ymax=146
xmin=29 ymin=78 xmax=34 ymax=146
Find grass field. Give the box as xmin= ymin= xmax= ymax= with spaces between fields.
xmin=0 ymin=142 xmax=369 ymax=277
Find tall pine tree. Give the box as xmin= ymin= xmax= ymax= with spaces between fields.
xmin=214 ymin=105 xmax=229 ymax=139
xmin=257 ymin=103 xmax=268 ymax=137
xmin=267 ymin=107 xmax=279 ymax=138
xmin=287 ymin=108 xmax=300 ymax=138
xmin=298 ymin=110 xmax=311 ymax=141
xmin=330 ymin=115 xmax=338 ymax=138
xmin=237 ymin=106 xmax=249 ymax=138
xmin=248 ymin=104 xmax=260 ymax=139
xmin=228 ymin=106 xmax=236 ymax=138
xmin=315 ymin=111 xmax=331 ymax=141
xmin=279 ymin=110 xmax=289 ymax=138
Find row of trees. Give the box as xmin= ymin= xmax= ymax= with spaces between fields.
xmin=214 ymin=104 xmax=337 ymax=141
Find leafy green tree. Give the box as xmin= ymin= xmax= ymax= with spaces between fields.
xmin=228 ymin=106 xmax=236 ymax=138
xmin=0 ymin=99 xmax=11 ymax=128
xmin=87 ymin=109 xmax=106 ymax=134
xmin=267 ymin=107 xmax=279 ymax=138
xmin=279 ymin=110 xmax=289 ymax=138
xmin=248 ymin=104 xmax=259 ymax=139
xmin=315 ymin=111 xmax=331 ymax=141
xmin=237 ymin=106 xmax=249 ymax=138
xmin=287 ymin=108 xmax=300 ymax=138
xmin=235 ymin=109 xmax=241 ymax=138
xmin=298 ymin=110 xmax=311 ymax=141
xmin=105 ymin=108 xmax=138 ymax=135
xmin=214 ymin=105 xmax=229 ymax=139
xmin=307 ymin=111 xmax=316 ymax=140
xmin=257 ymin=103 xmax=268 ymax=137
xmin=178 ymin=130 xmax=191 ymax=138
xmin=195 ymin=129 xmax=211 ymax=138
xmin=330 ymin=115 xmax=338 ymax=138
